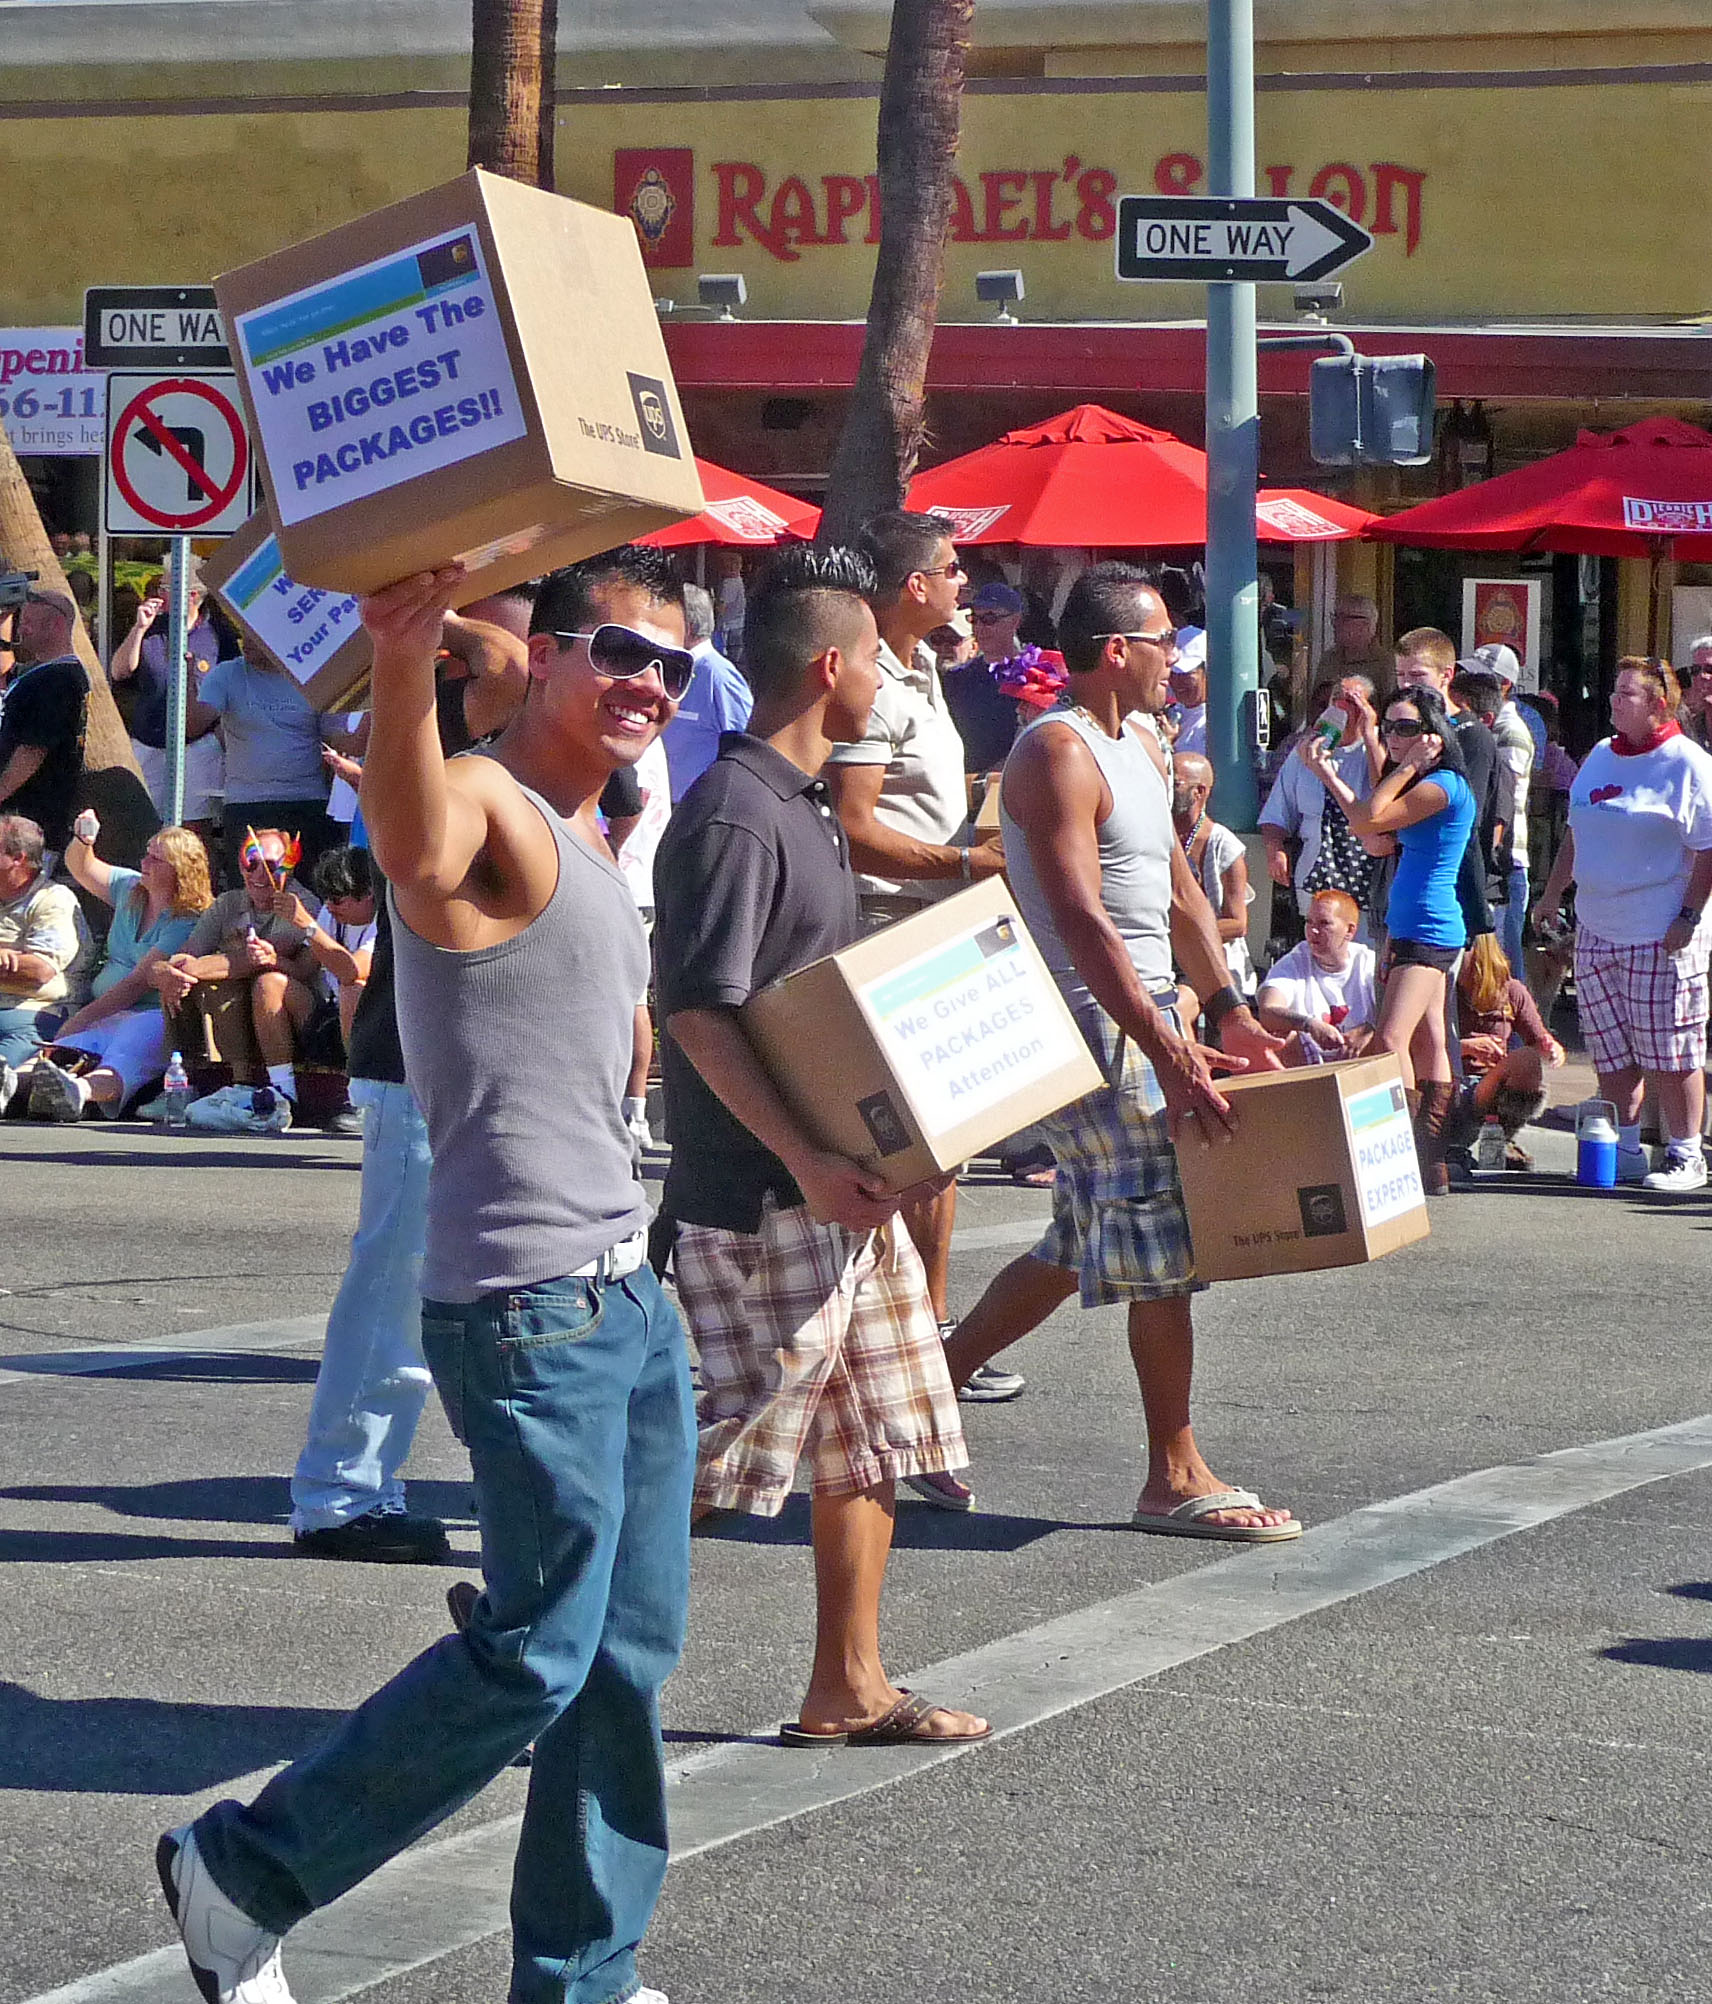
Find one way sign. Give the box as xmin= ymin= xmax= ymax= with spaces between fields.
xmin=1115 ymin=196 xmax=1373 ymax=284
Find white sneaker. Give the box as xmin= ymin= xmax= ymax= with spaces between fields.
xmin=1643 ymin=1150 xmax=1709 ymax=1195
xmin=187 ymin=1085 xmax=292 ymax=1136
xmin=1616 ymin=1145 xmax=1651 ymax=1184
xmin=155 ymin=1825 xmax=295 ymax=2004
xmin=0 ymin=1060 xmax=16 ymax=1115
xmin=27 ymin=1060 xmax=89 ymax=1123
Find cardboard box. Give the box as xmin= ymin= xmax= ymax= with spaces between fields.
xmin=1175 ymin=1054 xmax=1429 ymax=1281
xmin=741 ymin=878 xmax=1102 ymax=1192
xmin=973 ymin=772 xmax=1002 ymax=836
xmin=200 ymin=509 xmax=373 ymax=711
xmin=216 ymin=168 xmax=705 ymax=599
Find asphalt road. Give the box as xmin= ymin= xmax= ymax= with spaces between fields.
xmin=4 ymin=1086 xmax=1712 ymax=2004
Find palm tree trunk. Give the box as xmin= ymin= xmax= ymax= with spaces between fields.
xmin=468 ymin=0 xmax=559 ymax=187
xmin=0 ymin=427 xmax=158 ymax=866
xmin=818 ymin=0 xmax=972 ymax=545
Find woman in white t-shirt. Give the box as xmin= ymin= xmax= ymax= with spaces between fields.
xmin=1256 ymin=887 xmax=1378 ymax=1065
xmin=1540 ymin=658 xmax=1712 ymax=1193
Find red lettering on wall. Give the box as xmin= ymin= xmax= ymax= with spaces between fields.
xmin=695 ymin=153 xmax=1425 ymax=262
xmin=1155 ymin=152 xmax=1204 ymax=195
xmin=770 ymin=175 xmax=825 ymax=257
xmin=712 ymin=161 xmax=782 ymax=255
xmin=980 ymin=170 xmax=1031 ymax=242
xmin=1370 ymin=162 xmax=1426 ymax=255
xmin=822 ymin=174 xmax=868 ymax=245
xmin=1030 ymin=168 xmax=1074 ymax=241
xmin=1309 ymin=161 xmax=1368 ymax=225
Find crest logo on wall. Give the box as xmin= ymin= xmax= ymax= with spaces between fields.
xmin=616 ymin=149 xmax=695 ymax=268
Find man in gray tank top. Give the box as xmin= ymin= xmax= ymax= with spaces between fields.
xmin=947 ymin=563 xmax=1301 ymax=1545
xmin=156 ymin=548 xmax=696 ymax=2004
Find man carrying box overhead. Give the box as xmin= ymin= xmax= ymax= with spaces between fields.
xmin=941 ymin=561 xmax=1301 ymax=1543
xmin=154 ymin=546 xmax=696 ymax=2004
xmin=653 ymin=543 xmax=989 ymax=1748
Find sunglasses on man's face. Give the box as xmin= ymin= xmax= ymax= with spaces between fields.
xmin=551 ymin=624 xmax=694 ymax=700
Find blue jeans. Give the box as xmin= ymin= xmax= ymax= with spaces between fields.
xmin=290 ymin=1080 xmax=434 ymax=1532
xmin=0 ymin=1003 xmax=60 ymax=1068
xmin=196 ymin=1263 xmax=695 ymax=2004
xmin=1499 ymin=859 xmax=1530 ymax=976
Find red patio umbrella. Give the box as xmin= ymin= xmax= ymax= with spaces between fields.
xmin=642 ymin=457 xmax=820 ymax=547
xmin=906 ymin=403 xmax=1373 ymax=546
xmin=1367 ymin=417 xmax=1712 ymax=561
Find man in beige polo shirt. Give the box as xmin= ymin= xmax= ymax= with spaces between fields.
xmin=825 ymin=512 xmax=1018 ymax=1492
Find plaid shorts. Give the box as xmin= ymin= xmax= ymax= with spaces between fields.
xmin=1575 ymin=929 xmax=1711 ymax=1075
xmin=676 ymin=1200 xmax=967 ymax=1516
xmin=1033 ymin=1004 xmax=1201 ymax=1308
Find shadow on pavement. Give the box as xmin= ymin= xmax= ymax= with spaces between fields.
xmin=59 ymin=1356 xmax=323 ymax=1386
xmin=694 ymin=1493 xmax=1071 ymax=1553
xmin=1601 ymin=1637 xmax=1712 ymax=1673
xmin=0 ymin=1681 xmax=344 ymax=1794
xmin=3 ymin=1146 xmax=359 ymax=1171
xmin=1663 ymin=1582 xmax=1712 ymax=1602
xmin=1 ymin=1475 xmax=479 ymax=1525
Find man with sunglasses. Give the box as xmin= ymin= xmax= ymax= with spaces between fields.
xmin=155 ymin=548 xmax=694 ymax=2004
xmin=1680 ymin=636 xmax=1712 ymax=751
xmin=941 ymin=562 xmax=1298 ymax=1544
xmin=826 ymin=511 xmax=1018 ymax=1436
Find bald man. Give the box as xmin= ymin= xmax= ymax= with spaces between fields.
xmin=1170 ymin=751 xmax=1254 ymax=995
xmin=0 ymin=587 xmax=86 ymax=853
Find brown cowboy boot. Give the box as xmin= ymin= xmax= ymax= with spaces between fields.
xmin=1414 ymin=1079 xmax=1457 ymax=1197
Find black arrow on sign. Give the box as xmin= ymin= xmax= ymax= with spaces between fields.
xmin=136 ymin=422 xmax=209 ymax=503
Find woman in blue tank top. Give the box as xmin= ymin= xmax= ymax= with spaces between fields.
xmin=1301 ymin=685 xmax=1475 ymax=1191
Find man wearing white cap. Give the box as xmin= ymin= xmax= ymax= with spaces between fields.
xmin=1472 ymin=642 xmax=1536 ymax=974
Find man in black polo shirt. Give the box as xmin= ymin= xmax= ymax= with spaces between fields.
xmin=654 ymin=544 xmax=988 ymax=1749
xmin=0 ymin=588 xmax=87 ymax=854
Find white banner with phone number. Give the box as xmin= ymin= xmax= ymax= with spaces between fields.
xmin=0 ymin=327 xmax=105 ymax=457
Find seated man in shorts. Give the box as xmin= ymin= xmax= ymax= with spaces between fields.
xmin=1256 ymin=887 xmax=1378 ymax=1065
xmin=152 ymin=826 xmax=317 ymax=1129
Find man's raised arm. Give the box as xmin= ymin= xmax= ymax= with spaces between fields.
xmin=358 ymin=569 xmax=485 ymax=899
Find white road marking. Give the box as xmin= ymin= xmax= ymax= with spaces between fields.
xmin=23 ymin=1410 xmax=1712 ymax=2004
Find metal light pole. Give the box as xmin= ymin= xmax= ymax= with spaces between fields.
xmin=1204 ymin=0 xmax=1260 ymax=830
xmin=162 ymin=537 xmax=191 ymax=826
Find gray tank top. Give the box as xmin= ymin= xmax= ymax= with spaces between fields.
xmin=391 ymin=772 xmax=649 ymax=1303
xmin=998 ymin=704 xmax=1176 ymax=1010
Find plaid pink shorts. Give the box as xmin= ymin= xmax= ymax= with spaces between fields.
xmin=1575 ymin=929 xmax=1710 ymax=1075
xmin=676 ymin=1201 xmax=967 ymax=1516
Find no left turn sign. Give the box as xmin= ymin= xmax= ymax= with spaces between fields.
xmin=104 ymin=372 xmax=252 ymax=535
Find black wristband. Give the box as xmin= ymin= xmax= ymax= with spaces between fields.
xmin=1202 ymin=984 xmax=1246 ymax=1033
xmin=1680 ymin=907 xmax=1703 ymax=927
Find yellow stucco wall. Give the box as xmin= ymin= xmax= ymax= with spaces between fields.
xmin=1 ymin=72 xmax=1707 ymax=327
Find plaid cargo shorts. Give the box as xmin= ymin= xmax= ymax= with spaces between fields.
xmin=1033 ymin=1003 xmax=1201 ymax=1308
xmin=1575 ymin=928 xmax=1711 ymax=1076
xmin=676 ymin=1199 xmax=968 ymax=1516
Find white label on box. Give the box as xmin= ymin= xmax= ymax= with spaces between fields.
xmin=217 ymin=532 xmax=361 ymax=688
xmin=859 ymin=911 xmax=1084 ymax=1136
xmin=1346 ymin=1080 xmax=1423 ymax=1226
xmin=233 ymin=227 xmax=528 ymax=527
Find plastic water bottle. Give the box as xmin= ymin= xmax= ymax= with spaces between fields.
xmin=1311 ymin=700 xmax=1350 ymax=751
xmin=1475 ymin=1117 xmax=1507 ymax=1172
xmin=1576 ymin=1098 xmax=1618 ymax=1189
xmin=163 ymin=1051 xmax=193 ymax=1131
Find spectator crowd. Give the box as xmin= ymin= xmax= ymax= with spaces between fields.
xmin=14 ymin=521 xmax=1712 ymax=2004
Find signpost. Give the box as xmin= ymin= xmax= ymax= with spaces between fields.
xmin=88 ymin=282 xmax=242 ymax=827
xmin=1113 ymin=84 xmax=1376 ymax=829
xmin=1115 ymin=196 xmax=1374 ymax=286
